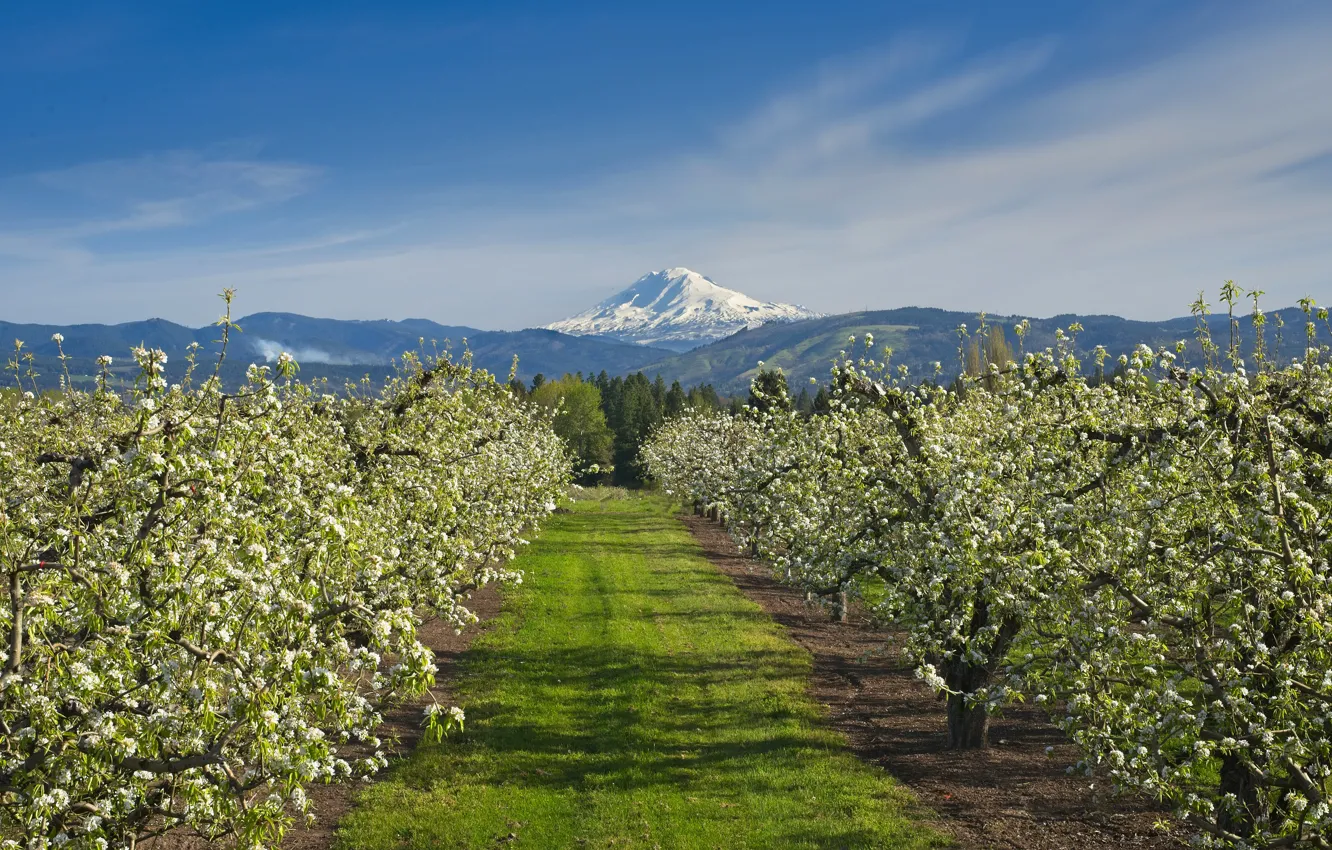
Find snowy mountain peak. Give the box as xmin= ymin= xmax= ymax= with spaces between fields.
xmin=546 ymin=268 xmax=821 ymax=351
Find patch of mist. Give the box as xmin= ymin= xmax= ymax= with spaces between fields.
xmin=250 ymin=338 xmax=377 ymax=366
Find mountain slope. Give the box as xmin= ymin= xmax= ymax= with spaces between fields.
xmin=0 ymin=314 xmax=472 ymax=364
xmin=235 ymin=313 xmax=479 ymax=365
xmin=546 ymin=268 xmax=820 ymax=351
xmin=642 ymin=306 xmax=1313 ymax=395
xmin=0 ymin=315 xmax=669 ymax=390
xmin=0 ymin=318 xmax=207 ymax=361
xmin=463 ymin=329 xmax=670 ymax=381
xmin=8 ymin=304 xmax=1310 ymax=397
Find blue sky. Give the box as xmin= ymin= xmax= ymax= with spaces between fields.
xmin=1 ymin=1 xmax=1330 ymax=328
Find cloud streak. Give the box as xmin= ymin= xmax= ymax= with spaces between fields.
xmin=0 ymin=150 xmax=319 ymax=262
xmin=611 ymin=13 xmax=1332 ymax=321
xmin=2 ymin=10 xmax=1331 ymax=328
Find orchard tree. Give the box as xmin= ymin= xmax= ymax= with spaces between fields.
xmin=1040 ymin=296 xmax=1332 ymax=848
xmin=0 ymin=294 xmax=571 ymax=849
xmin=645 ymin=289 xmax=1332 ymax=847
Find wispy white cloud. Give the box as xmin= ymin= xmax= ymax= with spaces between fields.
xmin=721 ymin=36 xmax=954 ymax=152
xmin=3 ymin=10 xmax=1331 ymax=328
xmin=0 ymin=150 xmax=320 ymax=264
xmin=583 ymin=13 xmax=1332 ymax=322
xmin=723 ymin=37 xmax=1055 ymax=168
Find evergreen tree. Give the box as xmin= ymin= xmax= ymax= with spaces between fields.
xmin=665 ymin=380 xmax=687 ymax=416
xmin=794 ymin=386 xmax=814 ymax=417
xmin=563 ymin=372 xmax=751 ymax=487
xmin=687 ymin=384 xmax=722 ymax=411
xmin=746 ymin=368 xmax=792 ymax=415
xmin=701 ymin=384 xmax=722 ymax=409
xmin=813 ymin=386 xmax=831 ymax=415
xmin=602 ymin=376 xmax=624 ymax=434
xmin=610 ymin=373 xmax=664 ymax=485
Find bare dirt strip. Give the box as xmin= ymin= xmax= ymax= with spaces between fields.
xmin=681 ymin=513 xmax=1185 ymax=850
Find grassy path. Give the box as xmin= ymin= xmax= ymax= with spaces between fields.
xmin=338 ymin=493 xmax=945 ymax=849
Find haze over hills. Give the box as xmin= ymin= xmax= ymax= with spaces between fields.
xmin=546 ymin=268 xmax=821 ymax=351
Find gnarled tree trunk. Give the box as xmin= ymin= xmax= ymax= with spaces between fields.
xmin=832 ymin=589 xmax=848 ymax=623
xmin=939 ymin=597 xmax=1020 ymax=750
xmin=944 ymin=661 xmax=991 ymax=749
xmin=1217 ymin=751 xmax=1266 ymax=840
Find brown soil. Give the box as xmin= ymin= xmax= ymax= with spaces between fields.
xmin=680 ymin=513 xmax=1186 ymax=850
xmin=143 ymin=585 xmax=501 ymax=850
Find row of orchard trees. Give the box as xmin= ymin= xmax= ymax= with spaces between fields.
xmin=646 ymin=291 xmax=1332 ymax=849
xmin=0 ymin=295 xmax=571 ymax=849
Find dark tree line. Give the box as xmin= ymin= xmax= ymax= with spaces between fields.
xmin=513 ymin=366 xmax=836 ymax=486
xmin=513 ymin=370 xmax=727 ymax=485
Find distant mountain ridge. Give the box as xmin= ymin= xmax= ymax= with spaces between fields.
xmin=237 ymin=313 xmax=480 ymax=365
xmin=6 ymin=302 xmax=1316 ymax=397
xmin=640 ymin=305 xmax=1318 ymax=394
xmin=0 ymin=313 xmax=473 ymax=364
xmin=0 ymin=313 xmax=669 ymax=389
xmin=546 ymin=268 xmax=821 ymax=351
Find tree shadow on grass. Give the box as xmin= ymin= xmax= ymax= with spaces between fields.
xmin=385 ymin=641 xmax=841 ymax=798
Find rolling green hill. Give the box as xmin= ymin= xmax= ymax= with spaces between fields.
xmin=642 ymin=305 xmax=1317 ymax=394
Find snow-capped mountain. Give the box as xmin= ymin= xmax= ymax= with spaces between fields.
xmin=546 ymin=268 xmax=820 ymax=351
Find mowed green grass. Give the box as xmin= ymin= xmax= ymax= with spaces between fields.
xmin=337 ymin=492 xmax=945 ymax=849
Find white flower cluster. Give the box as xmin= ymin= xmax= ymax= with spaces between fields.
xmin=645 ymin=294 xmax=1332 ymax=849
xmin=0 ymin=322 xmax=571 ymax=848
